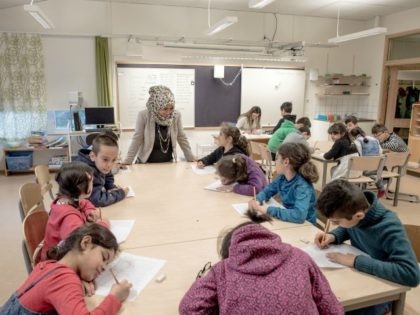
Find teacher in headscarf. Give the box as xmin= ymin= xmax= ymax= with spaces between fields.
xmin=123 ymin=85 xmax=195 ymax=164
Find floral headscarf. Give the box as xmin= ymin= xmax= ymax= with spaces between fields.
xmin=146 ymin=85 xmax=177 ymax=126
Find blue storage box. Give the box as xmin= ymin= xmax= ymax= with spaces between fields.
xmin=6 ymin=151 xmax=33 ymax=171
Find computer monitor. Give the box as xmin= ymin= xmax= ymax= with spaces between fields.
xmin=84 ymin=107 xmax=115 ymax=128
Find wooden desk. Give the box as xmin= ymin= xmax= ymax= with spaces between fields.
xmin=311 ymin=152 xmax=337 ymax=190
xmin=87 ymin=226 xmax=409 ymax=314
xmin=106 ymin=163 xmax=310 ymax=249
xmin=244 ymin=134 xmax=271 ymax=160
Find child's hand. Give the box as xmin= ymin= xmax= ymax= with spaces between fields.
xmin=110 ymin=280 xmax=132 ymax=302
xmin=82 ymin=280 xmax=95 ymax=297
xmin=216 ymin=184 xmax=234 ymax=192
xmin=326 ymin=252 xmax=356 ymax=267
xmin=314 ymin=232 xmax=336 ymax=249
xmin=87 ymin=209 xmax=100 ymax=222
xmin=248 ymin=199 xmax=268 ymax=214
xmin=123 ymin=187 xmax=129 ymax=196
xmin=196 ymin=161 xmax=205 ymax=169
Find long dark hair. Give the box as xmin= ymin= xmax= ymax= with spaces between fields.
xmin=216 ymin=154 xmax=247 ymax=184
xmin=239 ymin=106 xmax=261 ymax=129
xmin=350 ymin=127 xmax=369 ymax=143
xmin=219 ymin=123 xmax=249 ymax=155
xmin=277 ymin=143 xmax=319 ymax=183
xmin=328 ymin=122 xmax=356 ymax=149
xmin=47 ymin=223 xmax=119 ymax=261
xmin=218 ymin=210 xmax=272 ymax=259
xmin=55 ymin=162 xmax=93 ymax=208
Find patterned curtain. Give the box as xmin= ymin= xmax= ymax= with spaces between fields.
xmin=0 ymin=33 xmax=47 ymax=145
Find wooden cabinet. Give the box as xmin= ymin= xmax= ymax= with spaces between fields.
xmin=408 ymin=103 xmax=420 ymax=164
xmin=315 ymin=74 xmax=370 ymax=97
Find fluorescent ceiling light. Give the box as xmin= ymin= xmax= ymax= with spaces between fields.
xmin=249 ymin=0 xmax=276 ymax=9
xmin=328 ymin=27 xmax=387 ymax=43
xmin=24 ymin=4 xmax=54 ymax=29
xmin=207 ymin=16 xmax=238 ymax=36
xmin=163 ymin=42 xmax=264 ymax=53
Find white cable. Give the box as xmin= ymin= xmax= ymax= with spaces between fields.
xmin=30 ymin=0 xmax=34 ymax=5
xmin=336 ymin=7 xmax=340 ymax=37
xmin=208 ymin=0 xmax=211 ymax=28
xmin=218 ymin=68 xmax=242 ymax=87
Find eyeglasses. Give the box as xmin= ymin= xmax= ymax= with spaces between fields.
xmin=196 ymin=261 xmax=212 ymax=280
xmin=373 ymin=132 xmax=384 ymax=139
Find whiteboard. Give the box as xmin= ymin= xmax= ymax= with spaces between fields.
xmin=241 ymin=68 xmax=306 ymax=127
xmin=117 ymin=67 xmax=195 ymax=129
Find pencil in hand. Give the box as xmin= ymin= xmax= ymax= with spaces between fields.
xmin=321 ymin=220 xmax=331 ymax=244
xmin=110 ymin=268 xmax=119 ymax=284
xmin=99 ymin=207 xmax=102 ymax=221
xmin=253 ymin=186 xmax=256 ymax=200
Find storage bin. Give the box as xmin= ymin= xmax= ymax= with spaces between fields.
xmin=6 ymin=151 xmax=33 ymax=171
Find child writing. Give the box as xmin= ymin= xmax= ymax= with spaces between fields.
xmin=215 ymin=154 xmax=267 ymax=196
xmin=197 ymin=123 xmax=249 ymax=168
xmin=179 ymin=211 xmax=344 ymax=315
xmin=323 ymin=122 xmax=358 ymax=180
xmin=40 ymin=162 xmax=109 ymax=263
xmin=314 ymin=180 xmax=420 ymax=314
xmin=77 ymin=132 xmax=128 ymax=207
xmin=236 ymin=106 xmax=262 ymax=134
xmin=248 ymin=143 xmax=318 ymax=224
xmin=1 ymin=223 xmax=132 ymax=315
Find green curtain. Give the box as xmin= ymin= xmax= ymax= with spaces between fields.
xmin=95 ymin=36 xmax=112 ymax=106
xmin=0 ymin=33 xmax=47 ymax=144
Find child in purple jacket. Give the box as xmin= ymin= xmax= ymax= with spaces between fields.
xmin=215 ymin=154 xmax=267 ymax=196
xmin=179 ymin=212 xmax=344 ymax=315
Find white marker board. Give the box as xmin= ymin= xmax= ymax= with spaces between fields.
xmin=241 ymin=68 xmax=306 ymax=127
xmin=117 ymin=67 xmax=195 ymax=129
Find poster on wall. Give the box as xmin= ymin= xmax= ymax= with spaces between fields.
xmin=117 ymin=67 xmax=195 ymax=129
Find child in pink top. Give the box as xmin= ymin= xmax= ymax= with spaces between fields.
xmin=1 ymin=223 xmax=132 ymax=315
xmin=40 ymin=162 xmax=109 ymax=262
xmin=179 ymin=212 xmax=344 ymax=315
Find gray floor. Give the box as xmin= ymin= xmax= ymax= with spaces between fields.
xmin=0 ymin=171 xmax=419 ymax=313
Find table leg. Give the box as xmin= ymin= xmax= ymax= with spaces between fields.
xmin=392 ymin=292 xmax=406 ymax=315
xmin=322 ymin=161 xmax=327 ymax=189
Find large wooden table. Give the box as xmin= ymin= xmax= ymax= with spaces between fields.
xmin=88 ymin=162 xmax=410 ymax=314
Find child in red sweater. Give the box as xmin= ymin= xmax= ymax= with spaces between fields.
xmin=40 ymin=162 xmax=109 ymax=263
xmin=1 ymin=223 xmax=132 ymax=315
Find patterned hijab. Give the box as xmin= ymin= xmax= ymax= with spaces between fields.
xmin=146 ymin=85 xmax=177 ymax=126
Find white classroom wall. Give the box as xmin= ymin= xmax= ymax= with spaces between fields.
xmin=1 ymin=1 xmax=420 ymax=164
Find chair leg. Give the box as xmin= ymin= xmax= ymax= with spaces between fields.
xmin=393 ymin=176 xmax=401 ymax=207
xmin=49 ymin=190 xmax=54 ymax=200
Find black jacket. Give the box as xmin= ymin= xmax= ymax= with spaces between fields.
xmin=271 ymin=114 xmax=296 ymax=134
xmin=198 ymin=146 xmax=248 ymax=166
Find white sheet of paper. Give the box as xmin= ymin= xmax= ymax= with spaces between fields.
xmin=232 ymin=198 xmax=284 ymax=216
xmin=191 ymin=164 xmax=216 ymax=175
xmin=204 ymin=180 xmax=223 ymax=191
xmin=110 ymin=220 xmax=135 ymax=244
xmin=126 ymin=185 xmax=135 ymax=198
xmin=303 ymin=244 xmax=369 ymax=268
xmin=95 ymin=252 xmax=166 ymax=302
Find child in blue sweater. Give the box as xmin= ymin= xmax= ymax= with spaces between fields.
xmin=248 ymin=143 xmax=319 ymax=224
xmin=315 ymin=179 xmax=420 ymax=314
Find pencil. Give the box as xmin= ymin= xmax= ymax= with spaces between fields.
xmin=322 ymin=219 xmax=330 ymax=244
xmin=253 ymin=186 xmax=256 ymax=200
xmin=110 ymin=268 xmax=119 ymax=284
xmin=99 ymin=207 xmax=102 ymax=220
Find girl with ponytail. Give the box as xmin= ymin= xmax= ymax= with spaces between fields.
xmin=248 ymin=143 xmax=319 ymax=224
xmin=1 ymin=223 xmax=132 ymax=314
xmin=40 ymin=162 xmax=109 ymax=262
xmin=179 ymin=211 xmax=343 ymax=315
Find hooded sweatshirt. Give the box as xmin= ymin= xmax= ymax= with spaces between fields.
xmin=233 ymin=154 xmax=267 ymax=196
xmin=179 ymin=224 xmax=344 ymax=315
xmin=76 ymin=148 xmax=125 ymax=207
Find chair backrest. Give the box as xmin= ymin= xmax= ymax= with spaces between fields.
xmin=258 ymin=143 xmax=274 ymax=182
xmin=85 ymin=132 xmax=101 ymax=146
xmin=22 ymin=208 xmax=48 ymax=267
xmin=404 ymin=224 xmax=420 ymax=262
xmin=19 ymin=182 xmax=45 ymax=219
xmin=34 ymin=165 xmax=54 ymax=198
xmin=384 ymin=152 xmax=410 ymax=175
xmin=346 ymin=156 xmax=385 ymax=178
xmin=249 ymin=141 xmax=262 ymax=161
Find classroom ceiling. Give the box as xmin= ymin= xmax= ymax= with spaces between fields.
xmin=2 ymin=0 xmax=420 ymax=21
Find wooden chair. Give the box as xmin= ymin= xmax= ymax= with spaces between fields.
xmin=381 ymin=152 xmax=418 ymax=206
xmin=249 ymin=141 xmax=263 ymax=162
xmin=34 ymin=165 xmax=54 ymax=199
xmin=22 ymin=208 xmax=48 ymax=272
xmin=404 ymin=224 xmax=420 ymax=262
xmin=258 ymin=143 xmax=276 ymax=183
xmin=19 ymin=183 xmax=46 ymax=220
xmin=344 ymin=156 xmax=385 ymax=189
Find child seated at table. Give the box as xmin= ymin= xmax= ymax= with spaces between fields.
xmin=323 ymin=122 xmax=358 ymax=180
xmin=179 ymin=211 xmax=344 ymax=315
xmin=1 ymin=223 xmax=131 ymax=315
xmin=215 ymin=154 xmax=267 ymax=196
xmin=248 ymin=143 xmax=318 ymax=225
xmin=314 ymin=180 xmax=420 ymax=314
xmin=76 ymin=132 xmax=128 ymax=207
xmin=197 ymin=123 xmax=249 ymax=168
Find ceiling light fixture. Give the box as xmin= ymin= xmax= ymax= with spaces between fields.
xmin=249 ymin=0 xmax=276 ymax=9
xmin=23 ymin=0 xmax=54 ymax=29
xmin=163 ymin=42 xmax=264 ymax=53
xmin=206 ymin=0 xmax=237 ymax=35
xmin=328 ymin=9 xmax=386 ymax=44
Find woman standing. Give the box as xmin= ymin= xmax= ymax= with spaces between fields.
xmin=236 ymin=106 xmax=262 ymax=134
xmin=123 ymin=85 xmax=195 ymax=164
